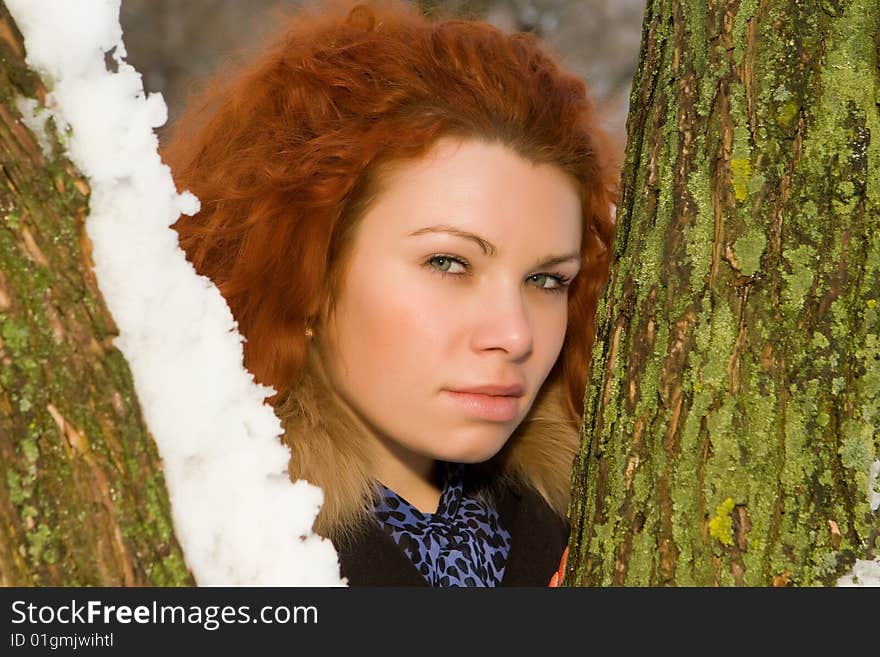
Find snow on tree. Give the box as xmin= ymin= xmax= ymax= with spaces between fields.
xmin=1 ymin=0 xmax=341 ymax=585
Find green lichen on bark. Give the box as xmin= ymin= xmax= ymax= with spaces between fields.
xmin=567 ymin=0 xmax=879 ymax=586
xmin=0 ymin=7 xmax=193 ymax=586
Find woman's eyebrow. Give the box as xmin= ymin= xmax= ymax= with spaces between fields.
xmin=407 ymin=224 xmax=581 ymax=269
xmin=538 ymin=253 xmax=582 ymax=269
xmin=408 ymin=225 xmax=497 ymax=256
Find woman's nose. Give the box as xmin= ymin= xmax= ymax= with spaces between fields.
xmin=469 ymin=285 xmax=533 ymax=361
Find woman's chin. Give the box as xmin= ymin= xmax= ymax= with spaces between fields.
xmin=432 ymin=435 xmax=511 ymax=465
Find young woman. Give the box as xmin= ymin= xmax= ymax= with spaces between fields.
xmin=163 ymin=0 xmax=617 ymax=586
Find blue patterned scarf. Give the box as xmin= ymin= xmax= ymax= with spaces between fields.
xmin=373 ymin=462 xmax=511 ymax=587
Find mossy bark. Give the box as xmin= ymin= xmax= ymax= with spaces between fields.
xmin=568 ymin=0 xmax=879 ymax=586
xmin=0 ymin=5 xmax=193 ymax=585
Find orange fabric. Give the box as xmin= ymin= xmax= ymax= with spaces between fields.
xmin=548 ymin=546 xmax=568 ymax=587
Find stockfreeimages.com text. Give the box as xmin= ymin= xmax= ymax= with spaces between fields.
xmin=10 ymin=600 xmax=317 ymax=631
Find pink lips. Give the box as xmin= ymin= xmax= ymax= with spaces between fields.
xmin=444 ymin=384 xmax=524 ymax=422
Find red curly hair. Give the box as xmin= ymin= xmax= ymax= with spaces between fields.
xmin=162 ymin=0 xmax=617 ymax=426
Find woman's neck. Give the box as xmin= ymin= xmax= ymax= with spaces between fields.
xmin=372 ymin=435 xmax=443 ymax=514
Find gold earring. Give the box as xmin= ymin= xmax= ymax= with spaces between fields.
xmin=304 ymin=326 xmax=314 ymax=338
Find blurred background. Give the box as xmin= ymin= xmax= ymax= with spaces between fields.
xmin=120 ymin=0 xmax=646 ymax=159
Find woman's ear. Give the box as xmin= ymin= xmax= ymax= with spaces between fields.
xmin=315 ymin=293 xmax=335 ymax=344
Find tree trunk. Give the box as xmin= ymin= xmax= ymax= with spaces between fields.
xmin=0 ymin=5 xmax=193 ymax=586
xmin=568 ymin=0 xmax=879 ymax=586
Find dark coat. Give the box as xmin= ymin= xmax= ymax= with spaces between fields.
xmin=334 ymin=482 xmax=570 ymax=586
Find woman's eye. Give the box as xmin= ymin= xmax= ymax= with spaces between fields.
xmin=530 ymin=273 xmax=559 ymax=289
xmin=528 ymin=272 xmax=572 ymax=294
xmin=428 ymin=255 xmax=467 ymax=274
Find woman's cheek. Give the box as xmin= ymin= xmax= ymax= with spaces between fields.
xmin=397 ymin=269 xmax=462 ymax=334
xmin=529 ymin=299 xmax=567 ymax=368
xmin=367 ymin=270 xmax=447 ymax=364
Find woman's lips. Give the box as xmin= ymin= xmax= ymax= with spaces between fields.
xmin=443 ymin=390 xmax=520 ymax=422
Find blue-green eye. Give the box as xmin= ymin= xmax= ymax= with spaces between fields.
xmin=427 ymin=255 xmax=467 ymax=274
xmin=528 ymin=273 xmax=571 ymax=293
xmin=530 ymin=273 xmax=553 ymax=289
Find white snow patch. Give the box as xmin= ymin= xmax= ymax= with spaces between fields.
xmin=836 ymin=556 xmax=880 ymax=587
xmin=14 ymin=95 xmax=52 ymax=158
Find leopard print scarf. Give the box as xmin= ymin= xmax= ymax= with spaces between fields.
xmin=373 ymin=462 xmax=512 ymax=587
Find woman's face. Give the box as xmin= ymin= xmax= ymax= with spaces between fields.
xmin=322 ymin=137 xmax=583 ymax=474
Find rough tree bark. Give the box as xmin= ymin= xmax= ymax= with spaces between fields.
xmin=0 ymin=5 xmax=192 ymax=585
xmin=567 ymin=0 xmax=880 ymax=586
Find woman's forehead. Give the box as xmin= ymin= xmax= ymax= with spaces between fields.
xmin=360 ymin=138 xmax=583 ymax=247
